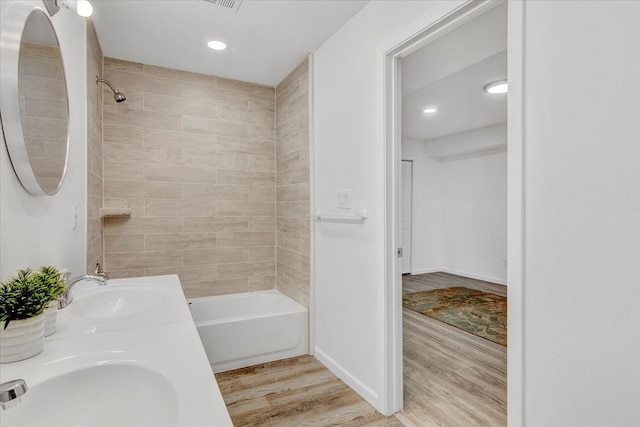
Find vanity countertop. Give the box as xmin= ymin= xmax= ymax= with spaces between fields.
xmin=0 ymin=275 xmax=233 ymax=427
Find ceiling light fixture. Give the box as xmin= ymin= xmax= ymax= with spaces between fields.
xmin=76 ymin=0 xmax=93 ymax=17
xmin=42 ymin=0 xmax=93 ymax=17
xmin=483 ymin=79 xmax=508 ymax=94
xmin=207 ymin=40 xmax=227 ymax=51
xmin=423 ymin=108 xmax=437 ymax=114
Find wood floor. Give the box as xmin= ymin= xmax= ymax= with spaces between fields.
xmin=215 ymin=355 xmax=403 ymax=426
xmin=216 ymin=273 xmax=506 ymax=426
xmin=398 ymin=273 xmax=507 ymax=426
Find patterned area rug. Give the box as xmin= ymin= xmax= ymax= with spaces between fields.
xmin=403 ymin=287 xmax=507 ymax=346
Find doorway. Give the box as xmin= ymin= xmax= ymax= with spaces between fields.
xmin=383 ymin=0 xmax=523 ymax=423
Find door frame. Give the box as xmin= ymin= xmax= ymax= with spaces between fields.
xmin=400 ymin=160 xmax=413 ymax=275
xmin=381 ymin=0 xmax=524 ymax=423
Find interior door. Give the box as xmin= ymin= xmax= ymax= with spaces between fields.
xmin=401 ymin=160 xmax=412 ymax=274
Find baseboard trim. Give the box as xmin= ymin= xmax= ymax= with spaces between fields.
xmin=439 ymin=268 xmax=507 ymax=285
xmin=409 ymin=267 xmax=440 ymax=275
xmin=314 ymin=347 xmax=380 ymax=409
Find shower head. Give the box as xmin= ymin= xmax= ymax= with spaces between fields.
xmin=96 ymin=76 xmax=126 ymax=103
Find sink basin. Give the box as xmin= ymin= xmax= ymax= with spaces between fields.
xmin=1 ymin=363 xmax=178 ymax=427
xmin=69 ymin=286 xmax=168 ymax=319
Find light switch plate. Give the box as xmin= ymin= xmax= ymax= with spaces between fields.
xmin=337 ymin=190 xmax=351 ymax=209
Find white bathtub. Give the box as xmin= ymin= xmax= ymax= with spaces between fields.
xmin=189 ymin=290 xmax=308 ymax=372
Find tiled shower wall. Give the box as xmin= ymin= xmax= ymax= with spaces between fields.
xmin=275 ymin=59 xmax=310 ymax=307
xmin=101 ymin=57 xmax=276 ymax=298
xmin=86 ymin=21 xmax=103 ymax=273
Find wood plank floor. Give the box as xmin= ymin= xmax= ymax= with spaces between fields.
xmin=215 ymin=355 xmax=403 ymax=426
xmin=398 ymin=273 xmax=507 ymax=427
xmin=215 ymin=272 xmax=506 ymax=426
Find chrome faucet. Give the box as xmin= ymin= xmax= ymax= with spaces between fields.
xmin=58 ymin=275 xmax=107 ymax=309
xmin=94 ymin=262 xmax=109 ymax=280
xmin=1 ymin=379 xmax=28 ymax=410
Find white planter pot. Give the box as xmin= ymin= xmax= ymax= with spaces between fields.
xmin=0 ymin=312 xmax=45 ymax=363
xmin=44 ymin=301 xmax=59 ymax=337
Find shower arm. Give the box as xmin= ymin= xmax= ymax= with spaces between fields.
xmin=96 ymin=76 xmax=120 ymax=93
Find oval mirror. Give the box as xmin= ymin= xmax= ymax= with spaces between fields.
xmin=0 ymin=5 xmax=69 ymax=195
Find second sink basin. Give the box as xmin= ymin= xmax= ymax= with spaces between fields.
xmin=69 ymin=286 xmax=169 ymax=319
xmin=1 ymin=362 xmax=177 ymax=427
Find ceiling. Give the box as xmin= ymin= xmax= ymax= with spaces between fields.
xmin=401 ymin=3 xmax=507 ymax=141
xmin=90 ymin=0 xmax=368 ymax=87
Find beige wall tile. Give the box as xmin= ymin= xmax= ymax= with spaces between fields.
xmin=249 ymin=246 xmax=276 ymax=262
xmin=277 ymin=248 xmax=302 ymax=270
xmin=182 ymin=279 xmax=249 ymax=298
xmin=248 ymin=95 xmax=276 ymax=112
xmin=143 ymin=64 xmax=216 ymax=87
xmin=103 ymin=217 xmax=182 ymax=235
xmin=182 ymin=184 xmax=248 ymax=201
xmin=217 ymin=232 xmax=275 ymax=248
xmin=277 ymin=184 xmax=301 ymax=201
xmin=217 ymin=201 xmax=275 ymax=217
xmin=217 ymin=77 xmax=275 ymax=97
xmin=104 ymin=105 xmax=182 ymax=131
xmin=182 ymin=116 xmax=248 ymax=138
xmin=103 ymin=143 xmax=182 ymax=165
xmin=277 ymin=232 xmax=310 ymax=257
xmin=104 ymin=162 xmax=144 ymax=181
xmin=145 ymin=264 xmax=217 ymax=284
xmin=248 ymin=276 xmax=275 ymax=291
xmin=104 ymin=57 xmax=143 ymax=73
xmin=182 ymin=150 xmax=248 ymax=169
xmin=216 ymin=137 xmax=274 ymax=156
xmin=103 ymin=198 xmax=145 ymax=216
xmin=144 ymin=165 xmax=216 ymax=183
xmin=108 ymin=269 xmax=147 ymax=279
xmin=248 ymin=154 xmax=276 ymax=172
xmin=145 ymin=233 xmax=216 ymax=251
xmin=180 ymin=132 xmax=217 ymax=152
xmin=104 ymin=180 xmax=182 ymax=199
xmin=104 ymin=125 xmax=144 ymax=146
xmin=104 ymin=250 xmax=183 ymax=271
xmin=277 ymin=217 xmax=302 ymax=235
xmin=144 ymin=128 xmax=183 ymax=149
xmin=103 ymin=68 xmax=182 ymax=97
xmin=248 ymin=217 xmax=276 ymax=232
xmin=217 ymin=261 xmax=275 ymax=280
xmin=104 ymin=234 xmax=145 ymax=253
xmin=144 ymin=199 xmax=217 ymax=218
xmin=248 ymin=186 xmax=276 ymax=202
xmin=183 ymin=248 xmax=248 ymax=266
xmin=277 ymin=201 xmax=310 ymax=218
xmin=102 ymin=57 xmax=277 ymax=297
xmin=218 ymin=170 xmax=275 ymax=186
xmin=182 ymin=217 xmax=248 ymax=233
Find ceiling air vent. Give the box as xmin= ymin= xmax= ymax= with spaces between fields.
xmin=203 ymin=0 xmax=243 ymax=13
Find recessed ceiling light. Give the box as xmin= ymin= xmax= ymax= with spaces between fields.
xmin=76 ymin=0 xmax=93 ymax=17
xmin=207 ymin=40 xmax=227 ymax=51
xmin=423 ymin=108 xmax=437 ymax=114
xmin=484 ymin=79 xmax=508 ymax=94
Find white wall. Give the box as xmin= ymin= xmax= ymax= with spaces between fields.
xmin=315 ymin=0 xmax=639 ymax=423
xmin=312 ymin=0 xmax=462 ymax=413
xmin=0 ymin=0 xmax=87 ymax=280
xmin=442 ymin=148 xmax=507 ymax=283
xmin=521 ymin=1 xmax=640 ymax=425
xmin=401 ymin=138 xmax=442 ymax=274
xmin=403 ymin=124 xmax=507 ymax=283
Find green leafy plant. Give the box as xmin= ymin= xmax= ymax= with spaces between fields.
xmin=0 ymin=266 xmax=65 ymax=330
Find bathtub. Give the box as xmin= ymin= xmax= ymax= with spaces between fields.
xmin=189 ymin=290 xmax=308 ymax=372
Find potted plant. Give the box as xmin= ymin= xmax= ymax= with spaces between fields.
xmin=0 ymin=268 xmax=51 ymax=363
xmin=35 ymin=266 xmax=66 ymax=336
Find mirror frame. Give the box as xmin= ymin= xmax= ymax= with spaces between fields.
xmin=0 ymin=3 xmax=70 ymax=196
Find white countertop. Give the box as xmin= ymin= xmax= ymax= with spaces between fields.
xmin=0 ymin=275 xmax=233 ymax=427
